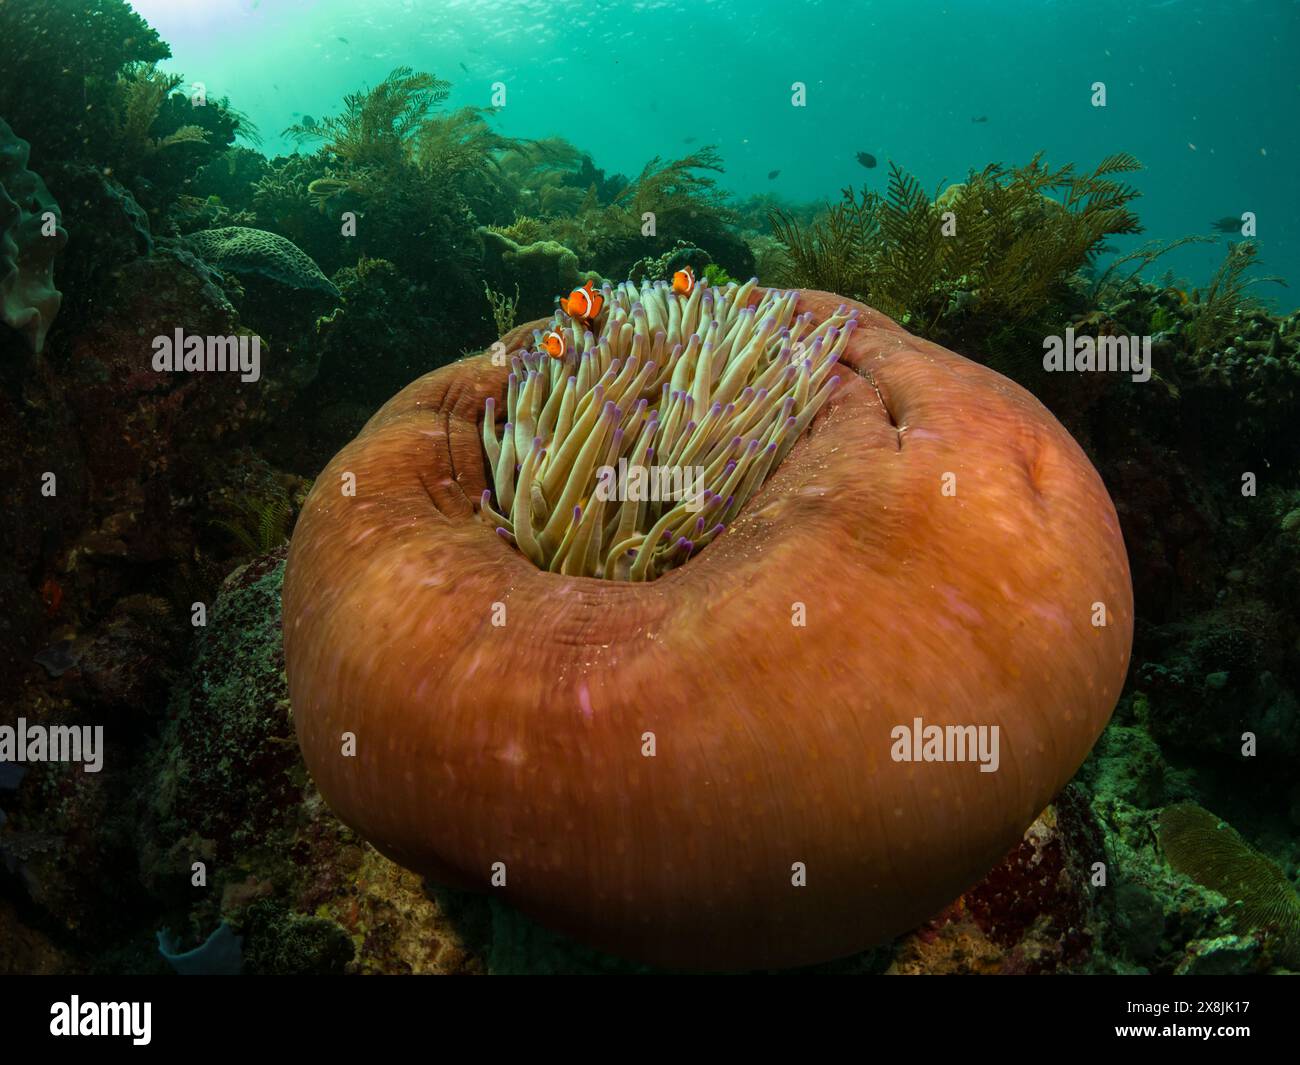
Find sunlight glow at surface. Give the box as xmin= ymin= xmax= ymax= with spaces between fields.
xmin=128 ymin=0 xmax=266 ymax=33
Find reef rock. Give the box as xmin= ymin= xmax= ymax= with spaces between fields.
xmin=1174 ymin=934 xmax=1265 ymax=976
xmin=142 ymin=549 xmax=483 ymax=974
xmin=889 ymin=789 xmax=1107 ymax=974
xmin=478 ymin=226 xmax=580 ymax=320
xmin=0 ymin=117 xmax=68 ymax=352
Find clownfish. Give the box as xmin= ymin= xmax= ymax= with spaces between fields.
xmin=672 ymin=265 xmax=695 ymax=296
xmin=541 ymin=329 xmax=567 ymax=359
xmin=560 ymin=279 xmax=604 ymax=323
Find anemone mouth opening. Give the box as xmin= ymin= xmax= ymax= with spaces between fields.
xmin=475 ymin=278 xmax=856 ymax=580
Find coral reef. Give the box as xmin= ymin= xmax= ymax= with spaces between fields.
xmin=1 ymin=0 xmax=1297 ymax=979
xmin=270 ymin=67 xmax=506 ymax=301
xmin=45 ymin=167 xmax=152 ymax=325
xmin=770 ymin=154 xmax=1142 ymax=359
xmin=627 ymin=239 xmax=712 ymax=285
xmin=0 ymin=118 xmax=68 ymax=352
xmin=478 ymin=227 xmax=580 ymax=321
xmin=5 ymin=537 xmax=1291 ymax=974
xmin=138 ymin=550 xmax=485 ymax=974
xmin=0 ymin=0 xmax=169 ymax=164
xmin=491 ymin=147 xmax=754 ymax=284
xmin=889 ymin=789 xmax=1105 ymax=974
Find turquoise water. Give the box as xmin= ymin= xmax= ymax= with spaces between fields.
xmin=136 ymin=0 xmax=1300 ymax=296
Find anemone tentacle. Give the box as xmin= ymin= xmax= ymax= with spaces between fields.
xmin=478 ymin=278 xmax=852 ymax=580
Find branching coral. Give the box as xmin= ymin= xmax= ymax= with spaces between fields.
xmin=0 ymin=0 xmax=170 ymax=162
xmin=478 ymin=279 xmax=847 ymax=579
xmin=268 ymin=68 xmax=504 ymax=312
xmin=1187 ymin=240 xmax=1286 ymax=355
xmin=627 ymin=239 xmax=710 ymax=285
xmin=284 ymin=66 xmax=450 ymax=169
xmin=109 ymin=64 xmax=208 ymax=162
xmin=771 ymin=153 xmax=1144 ymax=340
xmin=250 ymin=156 xmax=337 ymax=255
xmin=490 ymin=146 xmax=751 ymax=280
xmin=212 ymin=478 xmax=313 ymax=556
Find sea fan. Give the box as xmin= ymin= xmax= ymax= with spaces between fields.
xmin=1159 ymin=803 xmax=1300 ymax=966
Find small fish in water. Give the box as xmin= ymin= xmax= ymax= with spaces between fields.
xmin=301 ymin=115 xmax=317 ymax=130
xmin=541 ymin=330 xmax=567 ymax=359
xmin=337 ymin=36 xmax=349 ymax=45
xmin=856 ymin=151 xmax=877 ymax=169
xmin=672 ymin=265 xmax=696 ymax=296
xmin=971 ymin=115 xmax=988 ymax=123
xmin=1210 ymin=216 xmax=1242 ymax=233
xmin=683 ymin=136 xmax=696 ymax=144
xmin=560 ymin=279 xmax=604 ymax=323
xmin=459 ymin=61 xmax=470 ymax=73
xmin=767 ymin=169 xmax=780 ymax=180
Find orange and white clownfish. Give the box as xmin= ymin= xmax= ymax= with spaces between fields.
xmin=560 ymin=279 xmax=604 ymax=323
xmin=672 ymin=265 xmax=695 ymax=296
xmin=541 ymin=329 xmax=567 ymax=360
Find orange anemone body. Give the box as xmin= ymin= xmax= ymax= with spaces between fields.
xmin=282 ymin=290 xmax=1133 ymax=970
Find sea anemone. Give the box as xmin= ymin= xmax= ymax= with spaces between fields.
xmin=283 ymin=281 xmax=1133 ymax=970
xmin=478 ymin=279 xmax=846 ymax=579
